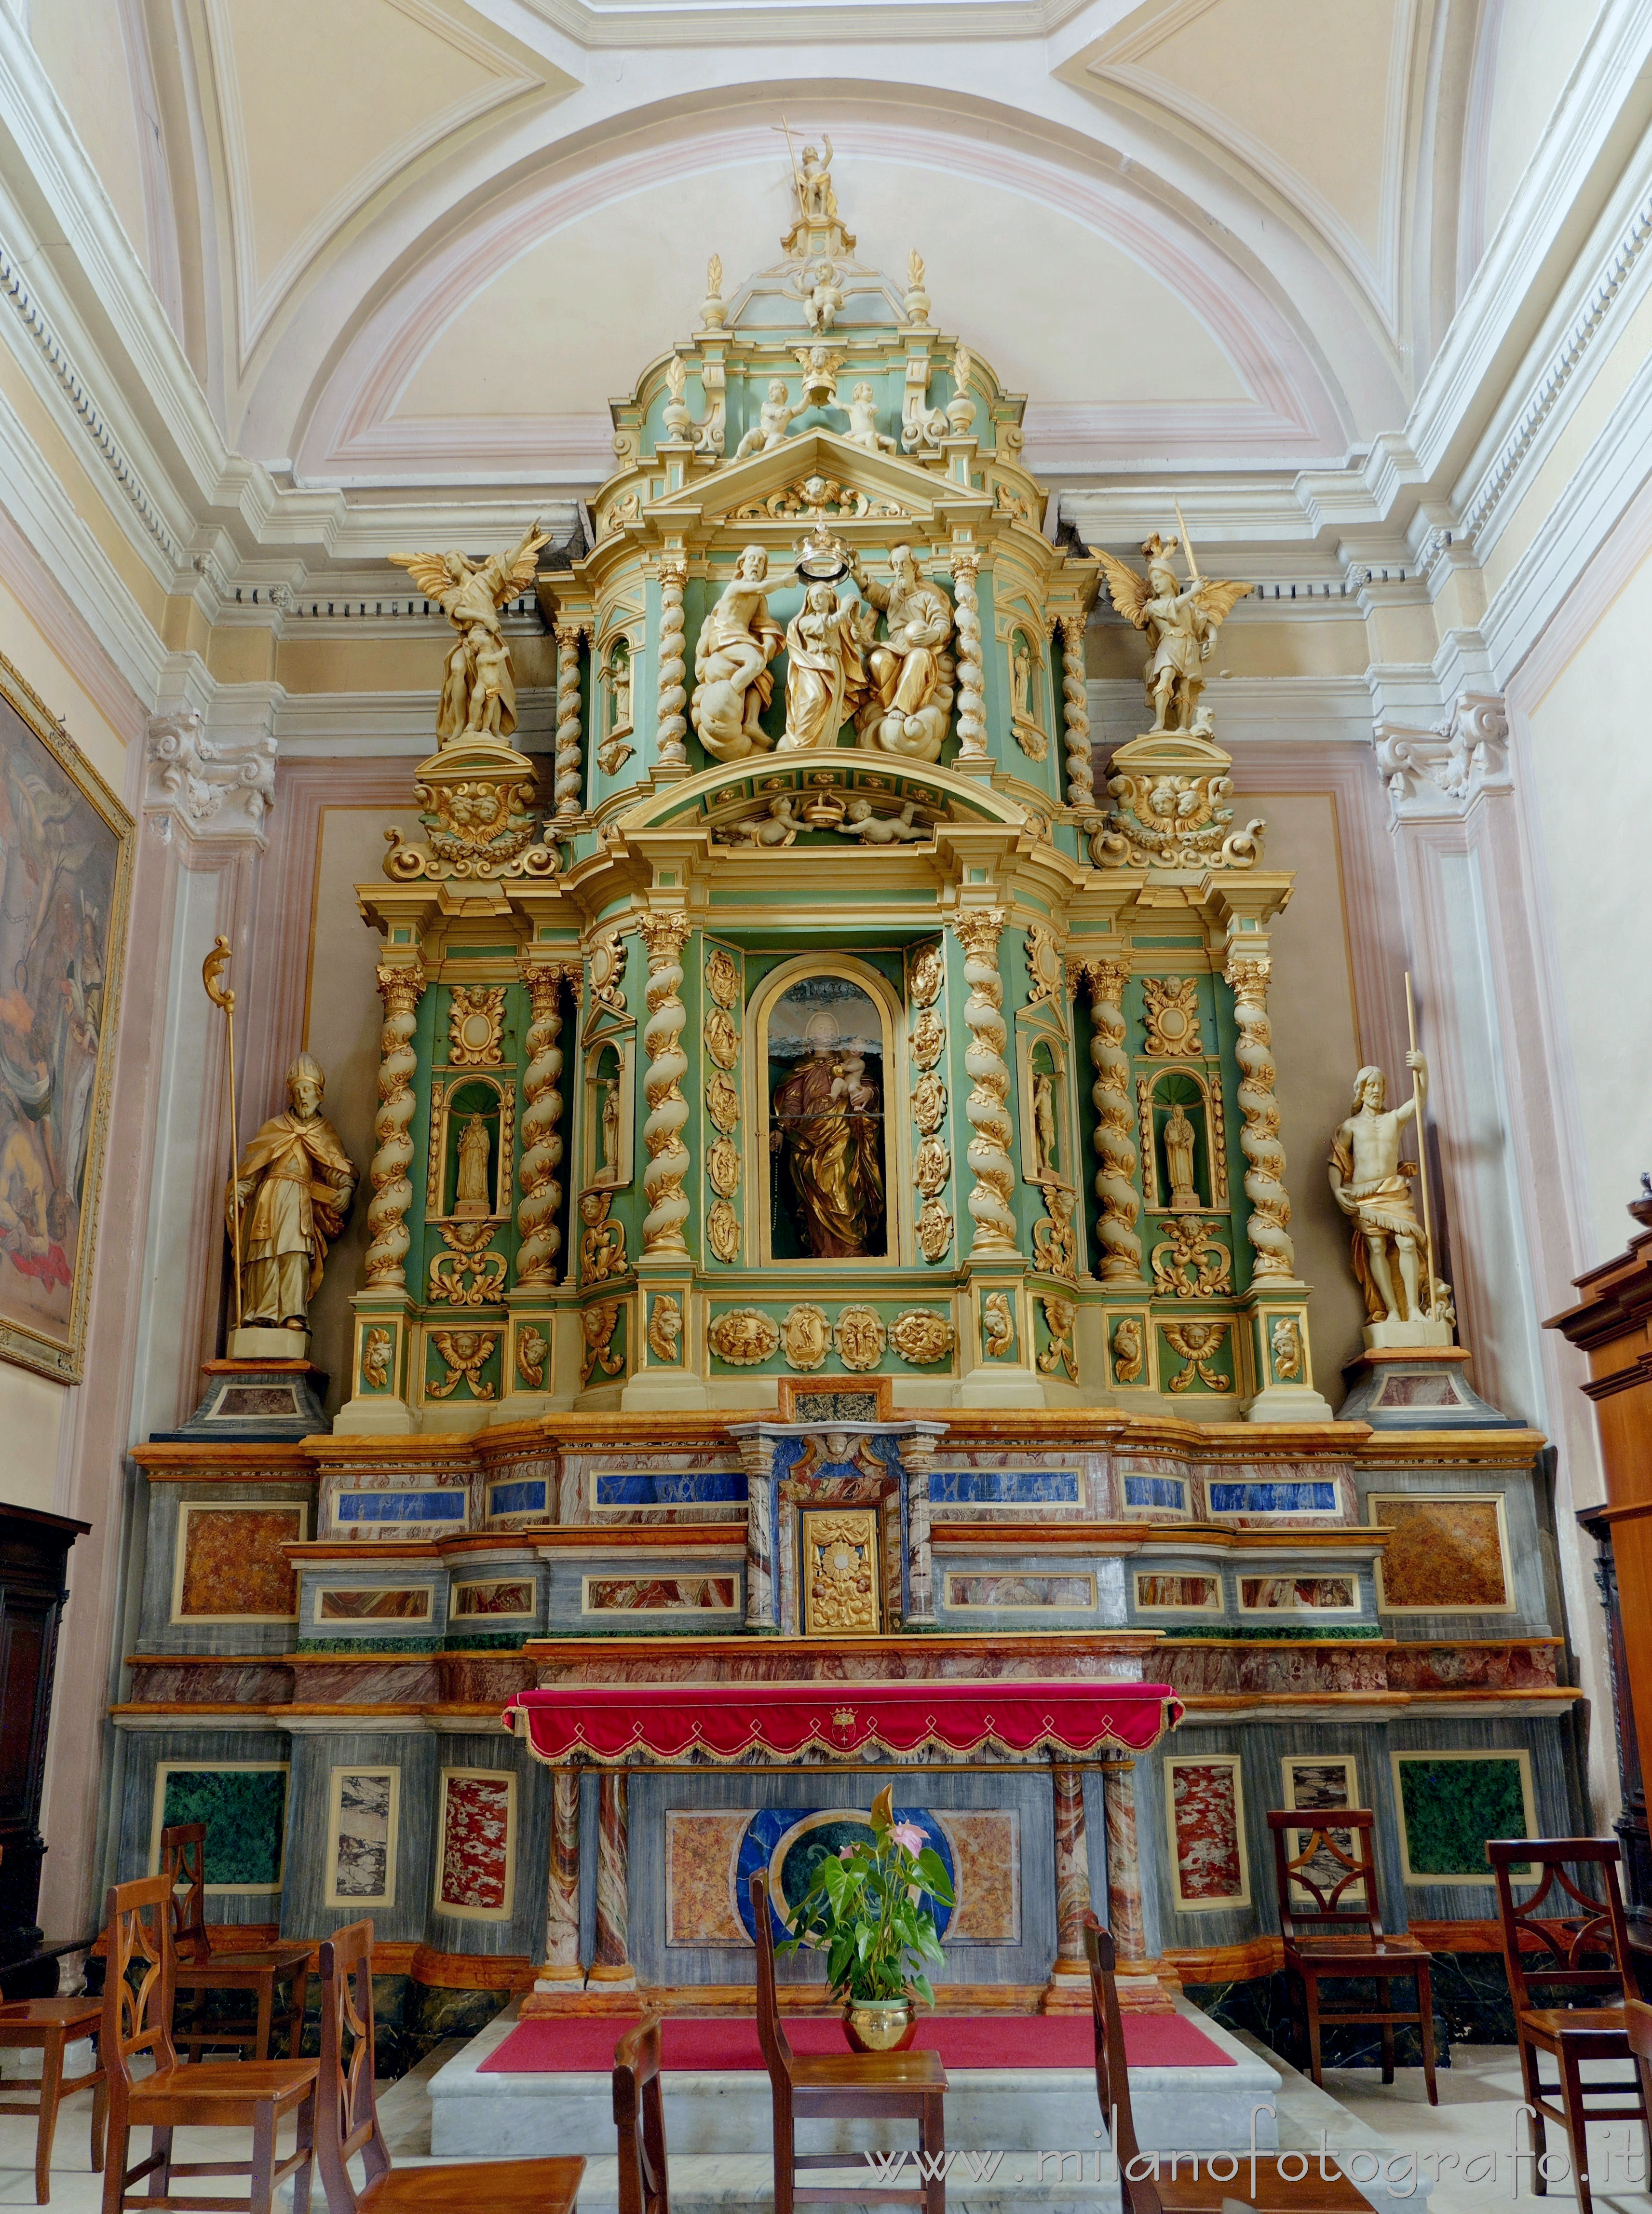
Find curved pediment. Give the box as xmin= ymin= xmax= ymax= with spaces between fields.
xmin=612 ymin=751 xmax=1040 ymax=842
xmin=644 ymin=428 xmax=988 ymax=540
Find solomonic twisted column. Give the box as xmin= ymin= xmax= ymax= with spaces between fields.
xmin=1223 ymin=950 xmax=1296 ymax=1279
xmin=953 ymin=910 xmax=1017 ymax=1255
xmin=951 ymin=555 xmax=988 ymax=762
xmin=639 ymin=912 xmax=692 ymax=1257
xmin=516 ymin=963 xmax=576 ymax=1286
xmin=364 ymin=962 xmax=426 ymax=1285
xmin=1074 ymin=959 xmax=1143 ymax=1283
xmin=1059 ymin=617 xmax=1094 ymax=808
xmin=656 ymin=561 xmax=688 ymax=768
xmin=554 ymin=621 xmax=585 ymax=818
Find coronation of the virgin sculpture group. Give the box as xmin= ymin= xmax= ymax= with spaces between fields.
xmin=119 ymin=155 xmax=1576 ymax=2066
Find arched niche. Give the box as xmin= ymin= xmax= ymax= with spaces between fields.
xmin=435 ymin=1074 xmax=510 ymax=1221
xmin=745 ymin=954 xmax=906 ymax=1266
xmin=1140 ymin=1066 xmax=1225 ymax=1215
xmin=582 ymin=1035 xmax=632 ymax=1190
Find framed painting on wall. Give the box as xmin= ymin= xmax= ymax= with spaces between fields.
xmin=0 ymin=653 xmax=132 ymax=1381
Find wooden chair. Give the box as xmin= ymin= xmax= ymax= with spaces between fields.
xmin=160 ymin=1823 xmax=311 ymax=2063
xmin=1625 ymin=1993 xmax=1652 ymax=2139
xmin=1489 ymin=1836 xmax=1648 ymax=2214
xmin=1083 ymin=1915 xmax=1370 ymax=2213
xmin=99 ymin=1871 xmax=316 ymax=2214
xmin=613 ymin=2015 xmax=667 ymax=2214
xmin=750 ymin=1869 xmax=947 ymax=2214
xmin=0 ymin=1994 xmax=107 ymax=2203
xmin=1265 ymin=1808 xmax=1437 ymax=2102
xmin=315 ymin=1917 xmax=584 ymax=2211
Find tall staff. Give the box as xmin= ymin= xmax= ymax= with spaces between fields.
xmin=771 ymin=116 xmax=806 ymax=215
xmin=1404 ymin=970 xmax=1437 ymax=1320
xmin=203 ymin=936 xmax=243 ymax=1333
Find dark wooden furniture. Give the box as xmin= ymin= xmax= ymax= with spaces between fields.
xmin=1489 ymin=1836 xmax=1647 ymax=2214
xmin=316 ymin=1917 xmax=584 ymax=2212
xmin=1265 ymin=1807 xmax=1437 ymax=2101
xmin=1083 ymin=1915 xmax=1369 ymax=2213
xmin=750 ymin=1870 xmax=947 ymax=2214
xmin=0 ymin=1995 xmax=105 ymax=2203
xmin=159 ymin=1822 xmax=310 ymax=2063
xmin=613 ymin=2015 xmax=666 ymax=2214
xmin=99 ymin=1871 xmax=316 ymax=2214
xmin=1626 ymin=1992 xmax=1652 ymax=2135
xmin=0 ymin=1507 xmax=88 ymax=1978
xmin=1578 ymin=1506 xmax=1652 ymax=1979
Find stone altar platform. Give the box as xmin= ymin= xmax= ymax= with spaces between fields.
xmin=428 ymin=2001 xmax=1281 ymax=2161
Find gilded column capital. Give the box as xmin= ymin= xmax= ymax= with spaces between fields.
xmin=949 ymin=906 xmax=1006 ymax=962
xmin=1222 ymin=948 xmax=1273 ymax=1001
xmin=638 ymin=910 xmax=693 ymax=964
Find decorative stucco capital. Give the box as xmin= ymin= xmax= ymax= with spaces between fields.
xmin=144 ymin=709 xmax=277 ymax=848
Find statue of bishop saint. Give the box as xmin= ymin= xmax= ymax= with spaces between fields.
xmin=226 ymin=1054 xmax=356 ymax=1331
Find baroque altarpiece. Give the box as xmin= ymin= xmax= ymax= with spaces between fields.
xmin=116 ymin=169 xmax=1581 ymax=2049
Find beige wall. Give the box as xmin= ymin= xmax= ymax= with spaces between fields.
xmin=0 ymin=578 xmax=131 ymax=1510
xmin=1519 ymin=538 xmax=1652 ymax=1268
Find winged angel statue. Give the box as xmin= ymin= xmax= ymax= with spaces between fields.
xmin=391 ymin=523 xmax=549 ymax=746
xmin=1096 ymin=533 xmax=1250 ymax=736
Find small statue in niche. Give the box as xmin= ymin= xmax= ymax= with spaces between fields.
xmin=225 ymin=1054 xmax=356 ymax=1331
xmin=1032 ymin=1072 xmax=1059 ymax=1181
xmin=1328 ymin=1054 xmax=1436 ymax=1328
xmin=610 ymin=643 xmax=632 ymax=730
xmin=770 ymin=1011 xmax=885 ymax=1259
xmin=734 ymin=380 xmax=808 ymax=459
xmin=453 ymin=1114 xmax=492 ymax=1217
xmin=1011 ymin=635 xmax=1033 ymax=724
xmin=1163 ymin=1100 xmax=1199 ymax=1211
xmin=844 ymin=383 xmax=896 ymax=454
xmin=598 ymin=1076 xmax=621 ymax=1177
xmin=691 ymin=545 xmax=785 ymax=760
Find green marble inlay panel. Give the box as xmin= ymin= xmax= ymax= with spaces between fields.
xmin=157 ymin=1767 xmax=287 ymax=1889
xmin=1395 ymin=1754 xmax=1530 ymax=1880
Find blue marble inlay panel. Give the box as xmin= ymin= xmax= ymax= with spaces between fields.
xmin=929 ymin=1469 xmax=1080 ymax=1508
xmin=1125 ymin=1475 xmax=1189 ymax=1512
xmin=487 ymin=1479 xmax=547 ymax=1520
xmin=336 ymin=1492 xmax=467 ymax=1523
xmin=1208 ymin=1481 xmax=1339 ymax=1515
xmin=594 ymin=1469 xmax=746 ymax=1509
xmin=733 ymin=1808 xmax=955 ymax=1943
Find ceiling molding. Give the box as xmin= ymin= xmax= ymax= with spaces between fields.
xmin=512 ymin=0 xmax=1099 ymax=47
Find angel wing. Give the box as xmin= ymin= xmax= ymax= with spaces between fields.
xmin=1191 ymin=577 xmax=1252 ymax=627
xmin=1095 ymin=549 xmax=1153 ymax=631
xmin=389 ymin=550 xmax=460 ymax=602
xmin=497 ymin=530 xmax=551 ymax=603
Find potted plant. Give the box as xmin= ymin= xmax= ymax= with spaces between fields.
xmin=778 ymin=1786 xmax=955 ymax=2051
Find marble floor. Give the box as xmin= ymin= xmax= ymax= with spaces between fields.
xmin=0 ymin=2042 xmax=1642 ymax=2212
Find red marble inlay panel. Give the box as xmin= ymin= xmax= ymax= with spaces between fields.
xmin=179 ymin=1507 xmax=304 ymax=1618
xmin=1170 ymin=1759 xmax=1245 ymax=1904
xmin=438 ymin=1774 xmax=513 ymax=1914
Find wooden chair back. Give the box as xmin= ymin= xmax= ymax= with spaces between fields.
xmin=316 ymin=1918 xmax=391 ymax=2212
xmin=613 ymin=2014 xmax=669 ymax=2214
xmin=1628 ymin=1994 xmax=1652 ymax=2107
xmin=748 ymin=1871 xmax=795 ymax=2074
xmin=1488 ymin=1838 xmax=1631 ymax=2015
xmin=1082 ymin=1914 xmax=1162 ymax=2214
xmin=1266 ymin=1807 xmax=1381 ymax=1944
xmin=158 ymin=1820 xmax=215 ymax=1968
xmin=101 ymin=1873 xmax=177 ymax=2096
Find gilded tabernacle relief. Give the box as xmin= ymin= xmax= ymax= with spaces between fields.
xmin=226 ymin=1056 xmax=356 ymax=1335
xmin=0 ymin=664 xmax=130 ymax=1382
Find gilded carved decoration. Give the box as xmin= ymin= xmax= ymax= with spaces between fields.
xmin=554 ymin=622 xmax=586 ymax=817
xmin=360 ymin=1327 xmax=393 ymax=1389
xmin=516 ymin=1325 xmax=548 ymax=1389
xmin=638 ymin=913 xmax=692 ymax=1257
xmin=430 ymin=1221 xmax=508 ymax=1306
xmin=909 ymin=942 xmax=944 ymax=1009
xmin=1110 ymin=1317 xmax=1145 ymax=1385
xmin=587 ymin=927 xmax=628 ymax=1017
xmin=1163 ymin=1319 xmax=1229 ymax=1393
xmin=385 ymin=763 xmax=559 ymax=883
xmin=1038 ymin=1295 xmax=1078 ymax=1382
xmin=1092 ymin=754 xmax=1263 ymax=874
xmin=1270 ymin=1315 xmax=1303 ymax=1381
xmin=910 ymin=1008 xmax=945 ymax=1068
xmin=1141 ymin=978 xmax=1203 ymax=1058
xmin=953 ymin=910 xmax=1016 ymax=1257
xmin=803 ymin=1509 xmax=879 ymax=1636
xmin=982 ymin=1291 xmax=1015 ymax=1359
xmin=732 ymin=476 xmax=906 ymax=523
xmin=365 ymin=963 xmax=427 ymax=1286
xmin=648 ymin=1293 xmax=684 ymax=1363
xmin=1094 ymin=532 xmax=1250 ymax=737
xmin=949 ymin=554 xmax=988 ymax=762
xmin=656 ymin=562 xmax=689 ymax=769
xmin=707 ymin=1202 xmax=740 ymax=1263
xmin=1032 ymin=1186 xmax=1077 ymax=1281
xmin=915 ymin=1200 xmax=953 ymax=1263
xmin=1059 ymin=617 xmax=1094 ymax=809
xmin=706 ymin=1309 xmax=780 ymax=1366
xmin=1150 ymin=1217 xmax=1232 ymax=1299
xmin=390 ymin=525 xmax=548 ymax=747
xmin=891 ymin=1310 xmax=955 ymax=1365
xmin=1024 ymin=924 xmax=1062 ymax=1008
xmin=907 ymin=937 xmax=950 ymax=1266
xmin=428 ymin=1329 xmax=499 ymax=1399
xmin=702 ymin=941 xmax=742 ymax=1265
xmin=1224 ymin=951 xmax=1296 ymax=1280
xmin=911 ymin=1073 xmax=947 ymax=1134
xmin=447 ymin=986 xmax=505 ymax=1067
xmin=781 ymin=1303 xmax=831 ymax=1370
xmin=582 ymin=1300 xmax=625 ymax=1382
xmin=580 ymin=1190 xmax=627 ymax=1285
xmin=834 ymin=1305 xmax=887 ymax=1371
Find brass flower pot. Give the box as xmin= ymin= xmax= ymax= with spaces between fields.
xmin=842 ymin=1995 xmax=918 ymax=2053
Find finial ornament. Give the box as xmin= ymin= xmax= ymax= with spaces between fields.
xmin=1094 ymin=527 xmax=1250 ymax=737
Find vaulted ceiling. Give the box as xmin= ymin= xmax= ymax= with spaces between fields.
xmin=23 ymin=0 xmax=1607 ymax=487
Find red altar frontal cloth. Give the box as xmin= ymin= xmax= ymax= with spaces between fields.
xmin=501 ymin=1679 xmax=1182 ymax=1764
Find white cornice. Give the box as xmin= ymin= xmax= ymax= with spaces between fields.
xmin=515 ymin=0 xmax=1097 ymax=45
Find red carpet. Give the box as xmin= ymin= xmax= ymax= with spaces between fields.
xmin=481 ymin=2012 xmax=1233 ymax=2074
